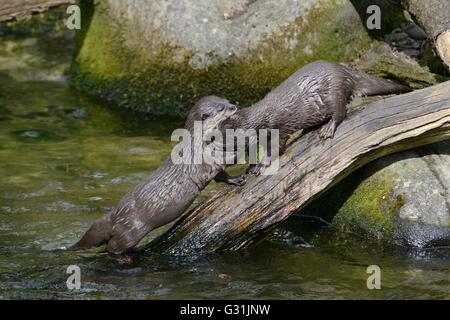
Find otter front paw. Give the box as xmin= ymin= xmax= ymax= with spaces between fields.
xmin=247 ymin=164 xmax=264 ymax=176
xmin=227 ymin=174 xmax=247 ymax=186
xmin=319 ymin=120 xmax=337 ymax=140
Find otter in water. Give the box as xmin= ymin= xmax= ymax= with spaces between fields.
xmin=72 ymin=96 xmax=239 ymax=254
xmin=216 ymin=60 xmax=412 ymax=178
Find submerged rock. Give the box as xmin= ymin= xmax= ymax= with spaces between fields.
xmin=70 ymin=0 xmax=374 ymax=116
xmin=305 ymin=141 xmax=450 ymax=248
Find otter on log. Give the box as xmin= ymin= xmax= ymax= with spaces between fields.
xmin=71 ymin=96 xmax=239 ymax=254
xmin=216 ymin=60 xmax=412 ymax=180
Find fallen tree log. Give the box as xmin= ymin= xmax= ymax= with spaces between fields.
xmin=0 ymin=0 xmax=74 ymax=23
xmin=147 ymin=81 xmax=450 ymax=255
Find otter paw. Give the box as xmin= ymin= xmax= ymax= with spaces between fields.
xmin=319 ymin=120 xmax=336 ymax=140
xmin=228 ymin=174 xmax=247 ymax=186
xmin=247 ymin=164 xmax=264 ymax=176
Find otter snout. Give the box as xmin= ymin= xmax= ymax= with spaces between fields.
xmin=224 ymin=104 xmax=237 ymax=116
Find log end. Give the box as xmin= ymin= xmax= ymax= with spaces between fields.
xmin=436 ymin=30 xmax=450 ymax=71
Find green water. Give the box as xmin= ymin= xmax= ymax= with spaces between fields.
xmin=0 ymin=30 xmax=449 ymax=300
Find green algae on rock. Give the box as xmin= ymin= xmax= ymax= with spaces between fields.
xmin=352 ymin=42 xmax=449 ymax=89
xmin=321 ymin=171 xmax=402 ymax=239
xmin=303 ymin=141 xmax=450 ymax=247
xmin=69 ymin=0 xmax=374 ymax=117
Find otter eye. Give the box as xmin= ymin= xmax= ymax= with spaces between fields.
xmin=201 ymin=114 xmax=208 ymax=121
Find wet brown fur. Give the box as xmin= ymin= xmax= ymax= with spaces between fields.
xmin=71 ymin=96 xmax=237 ymax=254
xmin=219 ymin=60 xmax=412 ymax=176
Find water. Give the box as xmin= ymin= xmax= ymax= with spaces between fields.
xmin=0 ymin=28 xmax=449 ymax=300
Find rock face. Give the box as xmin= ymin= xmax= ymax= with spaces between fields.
xmin=70 ymin=0 xmax=373 ymax=116
xmin=387 ymin=142 xmax=450 ymax=247
xmin=306 ymin=141 xmax=450 ymax=248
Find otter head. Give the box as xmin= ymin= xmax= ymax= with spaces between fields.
xmin=185 ymin=96 xmax=237 ymax=135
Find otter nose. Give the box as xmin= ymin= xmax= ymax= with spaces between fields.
xmin=227 ymin=104 xmax=237 ymax=113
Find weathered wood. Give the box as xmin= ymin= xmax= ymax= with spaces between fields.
xmin=148 ymin=81 xmax=450 ymax=255
xmin=0 ymin=0 xmax=74 ymax=23
xmin=436 ymin=31 xmax=450 ymax=70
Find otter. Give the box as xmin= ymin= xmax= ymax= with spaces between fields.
xmin=216 ymin=60 xmax=412 ymax=179
xmin=71 ymin=96 xmax=238 ymax=254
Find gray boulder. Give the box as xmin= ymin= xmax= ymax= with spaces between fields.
xmin=387 ymin=142 xmax=450 ymax=247
xmin=70 ymin=0 xmax=374 ymax=116
xmin=307 ymin=140 xmax=450 ymax=248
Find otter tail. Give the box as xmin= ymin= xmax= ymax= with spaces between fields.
xmin=352 ymin=71 xmax=412 ymax=97
xmin=70 ymin=215 xmax=112 ymax=250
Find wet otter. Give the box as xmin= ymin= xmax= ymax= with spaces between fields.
xmin=217 ymin=60 xmax=412 ymax=178
xmin=72 ymin=96 xmax=238 ymax=254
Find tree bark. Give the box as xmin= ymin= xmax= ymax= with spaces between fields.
xmin=148 ymin=81 xmax=450 ymax=255
xmin=0 ymin=0 xmax=74 ymax=22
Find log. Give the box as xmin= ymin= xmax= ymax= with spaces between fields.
xmin=148 ymin=81 xmax=450 ymax=255
xmin=436 ymin=31 xmax=450 ymax=70
xmin=0 ymin=0 xmax=74 ymax=23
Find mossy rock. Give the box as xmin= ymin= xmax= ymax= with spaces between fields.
xmin=351 ymin=42 xmax=449 ymax=89
xmin=303 ymin=141 xmax=450 ymax=247
xmin=69 ymin=0 xmax=375 ymax=117
xmin=304 ymin=163 xmax=401 ymax=239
